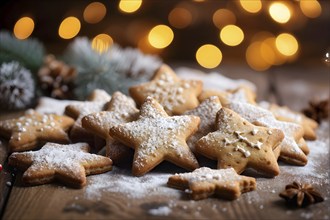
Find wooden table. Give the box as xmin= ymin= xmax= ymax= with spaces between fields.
xmin=0 ymin=64 xmax=329 ymax=219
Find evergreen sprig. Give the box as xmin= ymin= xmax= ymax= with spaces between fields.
xmin=64 ymin=37 xmax=161 ymax=100
xmin=0 ymin=31 xmax=45 ymax=73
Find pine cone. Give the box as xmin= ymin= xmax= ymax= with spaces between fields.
xmin=38 ymin=54 xmax=76 ymax=99
xmin=0 ymin=61 xmax=35 ymax=110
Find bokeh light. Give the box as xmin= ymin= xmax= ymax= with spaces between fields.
xmin=196 ymin=44 xmax=222 ymax=69
xmin=148 ymin=25 xmax=174 ymax=49
xmin=168 ymin=7 xmax=192 ymax=29
xmin=92 ymin=33 xmax=113 ymax=54
xmin=269 ymin=2 xmax=291 ymax=24
xmin=58 ymin=16 xmax=81 ymax=39
xmin=275 ymin=33 xmax=299 ymax=56
xmin=220 ymin=25 xmax=244 ymax=46
xmin=262 ymin=37 xmax=287 ymax=66
xmin=13 ymin=17 xmax=34 ymax=40
xmin=300 ymin=0 xmax=322 ymax=18
xmin=83 ymin=2 xmax=107 ymax=24
xmin=119 ymin=0 xmax=142 ymax=13
xmin=239 ymin=0 xmax=262 ymax=13
xmin=212 ymin=9 xmax=236 ymax=29
xmin=246 ymin=41 xmax=271 ymax=71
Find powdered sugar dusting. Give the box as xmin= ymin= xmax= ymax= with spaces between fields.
xmin=11 ymin=143 xmax=108 ymax=175
xmin=173 ymin=167 xmax=243 ymax=182
xmin=85 ymin=167 xmax=179 ymax=199
xmin=184 ymin=96 xmax=221 ymax=151
xmin=134 ymin=66 xmax=201 ymax=114
xmin=148 ymin=206 xmax=172 ymax=216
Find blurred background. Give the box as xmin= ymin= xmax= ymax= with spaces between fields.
xmin=1 ymin=0 xmax=329 ymax=71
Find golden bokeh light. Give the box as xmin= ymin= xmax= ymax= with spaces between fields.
xmin=119 ymin=0 xmax=142 ymax=13
xmin=260 ymin=40 xmax=276 ymax=65
xmin=239 ymin=0 xmax=262 ymax=13
xmin=168 ymin=7 xmax=192 ymax=29
xmin=83 ymin=2 xmax=107 ymax=24
xmin=138 ymin=35 xmax=159 ymax=55
xmin=213 ymin=9 xmax=236 ymax=29
xmin=275 ymin=33 xmax=299 ymax=57
xmin=262 ymin=37 xmax=286 ymax=66
xmin=196 ymin=44 xmax=222 ymax=69
xmin=58 ymin=17 xmax=81 ymax=39
xmin=300 ymin=0 xmax=322 ymax=18
xmin=92 ymin=34 xmax=113 ymax=54
xmin=13 ymin=17 xmax=35 ymax=40
xmin=269 ymin=2 xmax=291 ymax=24
xmin=220 ymin=25 xmax=244 ymax=46
xmin=246 ymin=41 xmax=271 ymax=71
xmin=148 ymin=25 xmax=174 ymax=49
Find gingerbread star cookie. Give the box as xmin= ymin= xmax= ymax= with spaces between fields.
xmin=65 ymin=90 xmax=111 ymax=144
xmin=129 ymin=64 xmax=203 ymax=115
xmin=82 ymin=91 xmax=139 ymax=164
xmin=167 ymin=167 xmax=256 ymax=200
xmin=9 ymin=142 xmax=113 ymax=188
xmin=227 ymin=101 xmax=307 ymax=165
xmin=184 ymin=96 xmax=222 ymax=153
xmin=259 ymin=101 xmax=318 ymax=140
xmin=196 ymin=108 xmax=284 ymax=177
xmin=109 ymin=97 xmax=200 ymax=176
xmin=0 ymin=110 xmax=74 ymax=152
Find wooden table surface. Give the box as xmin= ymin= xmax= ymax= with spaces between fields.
xmin=0 ymin=64 xmax=329 ymax=220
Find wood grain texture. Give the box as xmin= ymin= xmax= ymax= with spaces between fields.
xmin=0 ymin=112 xmax=24 ymax=216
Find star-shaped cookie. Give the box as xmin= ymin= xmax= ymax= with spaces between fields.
xmin=167 ymin=167 xmax=256 ymax=200
xmin=0 ymin=110 xmax=74 ymax=152
xmin=65 ymin=90 xmax=111 ymax=144
xmin=9 ymin=142 xmax=113 ymax=188
xmin=196 ymin=107 xmax=284 ymax=177
xmin=109 ymin=97 xmax=200 ymax=176
xmin=82 ymin=91 xmax=139 ymax=164
xmin=184 ymin=96 xmax=222 ymax=153
xmin=129 ymin=64 xmax=203 ymax=115
xmin=259 ymin=101 xmax=317 ymax=140
xmin=227 ymin=101 xmax=308 ymax=165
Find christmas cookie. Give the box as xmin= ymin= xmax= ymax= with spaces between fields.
xmin=184 ymin=96 xmax=222 ymax=153
xmin=259 ymin=101 xmax=318 ymax=140
xmin=35 ymin=97 xmax=82 ymax=115
xmin=129 ymin=64 xmax=203 ymax=115
xmin=196 ymin=107 xmax=284 ymax=177
xmin=167 ymin=167 xmax=256 ymax=200
xmin=199 ymin=87 xmax=256 ymax=106
xmin=8 ymin=142 xmax=113 ymax=188
xmin=109 ymin=97 xmax=200 ymax=176
xmin=0 ymin=110 xmax=74 ymax=152
xmin=64 ymin=90 xmax=111 ymax=144
xmin=82 ymin=91 xmax=139 ymax=164
xmin=227 ymin=101 xmax=308 ymax=165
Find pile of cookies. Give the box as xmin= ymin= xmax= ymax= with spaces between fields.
xmin=0 ymin=64 xmax=319 ymax=200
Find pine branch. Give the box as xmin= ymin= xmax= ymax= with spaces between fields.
xmin=0 ymin=31 xmax=45 ymax=73
xmin=63 ymin=37 xmax=161 ymax=100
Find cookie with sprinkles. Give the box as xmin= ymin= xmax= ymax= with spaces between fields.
xmin=196 ymin=107 xmax=284 ymax=177
xmin=226 ymin=101 xmax=308 ymax=165
xmin=8 ymin=142 xmax=113 ymax=188
xmin=0 ymin=110 xmax=74 ymax=152
xmin=129 ymin=64 xmax=203 ymax=115
xmin=109 ymin=97 xmax=200 ymax=176
xmin=167 ymin=167 xmax=256 ymax=200
xmin=82 ymin=91 xmax=139 ymax=164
